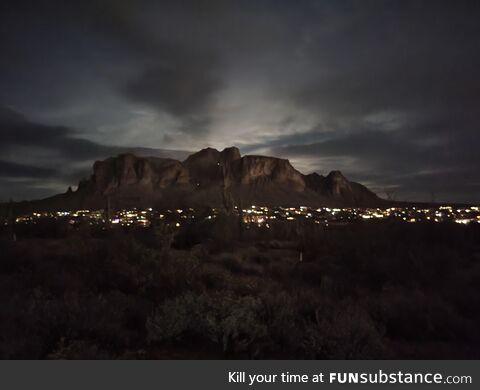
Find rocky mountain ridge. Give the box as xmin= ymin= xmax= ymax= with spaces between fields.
xmin=7 ymin=147 xmax=385 ymax=211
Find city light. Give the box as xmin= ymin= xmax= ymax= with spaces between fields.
xmin=5 ymin=204 xmax=480 ymax=229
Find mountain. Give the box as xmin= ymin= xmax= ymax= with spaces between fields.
xmin=6 ymin=147 xmax=385 ymax=212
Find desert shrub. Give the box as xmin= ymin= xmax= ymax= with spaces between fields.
xmin=220 ymin=296 xmax=268 ymax=356
xmin=146 ymin=251 xmax=200 ymax=298
xmin=213 ymin=252 xmax=263 ymax=276
xmin=208 ymin=214 xmax=241 ymax=252
xmin=301 ymin=299 xmax=388 ymax=359
xmin=194 ymin=262 xmax=233 ymax=291
xmin=379 ymin=287 xmax=473 ymax=343
xmin=291 ymin=262 xmax=325 ymax=287
xmin=146 ymin=294 xmax=194 ymax=341
xmin=172 ymin=220 xmax=214 ymax=249
xmin=62 ymin=290 xmax=140 ymax=348
xmin=147 ymin=292 xmax=268 ymax=356
xmin=0 ymin=289 xmax=66 ymax=359
xmin=47 ymin=338 xmax=111 ymax=359
xmin=258 ymin=291 xmax=304 ymax=357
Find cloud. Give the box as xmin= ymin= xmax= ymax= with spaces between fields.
xmin=123 ymin=51 xmax=222 ymax=134
xmin=0 ymin=160 xmax=56 ymax=179
xmin=0 ymin=107 xmax=190 ymax=200
xmin=0 ymin=1 xmax=479 ymax=202
xmin=271 ymin=126 xmax=480 ymax=203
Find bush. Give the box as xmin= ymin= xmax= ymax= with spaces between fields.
xmin=147 ymin=292 xmax=268 ymax=356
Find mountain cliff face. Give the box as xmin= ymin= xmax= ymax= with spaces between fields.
xmin=91 ymin=155 xmax=189 ymax=193
xmin=14 ymin=147 xmax=384 ymax=211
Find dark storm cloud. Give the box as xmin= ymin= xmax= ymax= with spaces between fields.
xmin=0 ymin=160 xmax=56 ymax=179
xmin=0 ymin=0 xmax=224 ymax=134
xmin=294 ymin=1 xmax=480 ymax=116
xmin=0 ymin=107 xmax=190 ymax=200
xmin=0 ymin=106 xmax=114 ymax=160
xmin=78 ymin=0 xmax=225 ymax=133
xmin=273 ymin=126 xmax=480 ymax=203
xmin=0 ymin=0 xmax=479 ymax=202
xmin=123 ymin=53 xmax=222 ymax=133
xmin=285 ymin=0 xmax=480 ymax=144
xmin=258 ymin=0 xmax=480 ymax=203
xmin=0 ymin=106 xmax=189 ymax=161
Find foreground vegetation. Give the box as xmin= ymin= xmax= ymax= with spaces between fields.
xmin=1 ymin=216 xmax=479 ymax=359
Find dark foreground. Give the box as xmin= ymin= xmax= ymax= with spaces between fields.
xmin=1 ymin=217 xmax=479 ymax=359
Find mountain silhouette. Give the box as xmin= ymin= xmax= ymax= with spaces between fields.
xmin=7 ymin=147 xmax=385 ymax=212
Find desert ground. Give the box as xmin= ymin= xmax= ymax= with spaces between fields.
xmin=1 ymin=216 xmax=479 ymax=359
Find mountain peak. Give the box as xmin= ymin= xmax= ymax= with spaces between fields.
xmin=306 ymin=172 xmax=324 ymax=179
xmin=220 ymin=146 xmax=241 ymax=162
xmin=186 ymin=147 xmax=219 ymax=158
xmin=327 ymin=170 xmax=346 ymax=179
xmin=325 ymin=170 xmax=352 ymax=198
xmin=185 ymin=146 xmax=242 ymax=164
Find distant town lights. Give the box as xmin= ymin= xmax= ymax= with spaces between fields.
xmin=8 ymin=204 xmax=480 ymax=228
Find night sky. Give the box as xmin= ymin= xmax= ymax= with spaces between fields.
xmin=1 ymin=0 xmax=479 ymax=203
